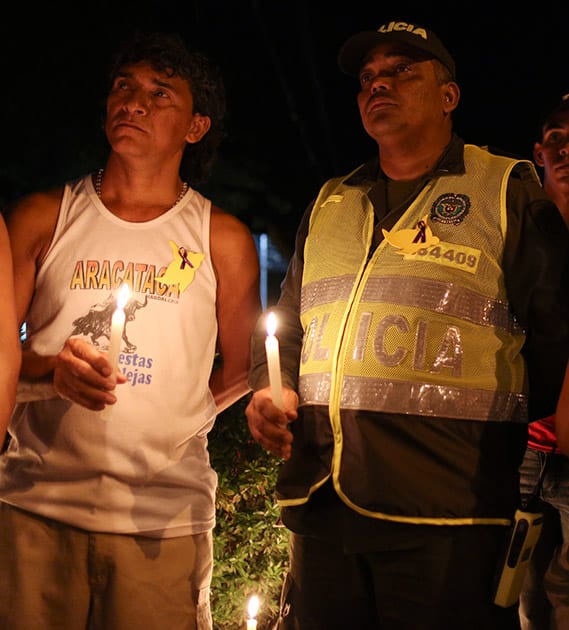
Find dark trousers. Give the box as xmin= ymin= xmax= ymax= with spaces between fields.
xmin=275 ymin=526 xmax=521 ymax=630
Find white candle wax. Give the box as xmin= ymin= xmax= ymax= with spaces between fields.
xmin=107 ymin=284 xmax=130 ymax=377
xmin=265 ymin=313 xmax=284 ymax=410
xmin=101 ymin=284 xmax=130 ymax=420
xmin=246 ymin=595 xmax=259 ymax=630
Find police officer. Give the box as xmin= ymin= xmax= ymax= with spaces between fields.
xmin=245 ymin=19 xmax=569 ymax=630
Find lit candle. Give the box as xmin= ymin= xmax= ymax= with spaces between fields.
xmin=107 ymin=283 xmax=130 ymax=377
xmin=265 ymin=312 xmax=284 ymax=410
xmin=101 ymin=284 xmax=130 ymax=421
xmin=246 ymin=595 xmax=259 ymax=630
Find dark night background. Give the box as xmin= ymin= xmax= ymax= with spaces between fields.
xmin=1 ymin=1 xmax=568 ymax=255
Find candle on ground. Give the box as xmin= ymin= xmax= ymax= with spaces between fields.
xmin=265 ymin=312 xmax=284 ymax=410
xmin=246 ymin=595 xmax=259 ymax=630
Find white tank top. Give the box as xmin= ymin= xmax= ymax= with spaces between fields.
xmin=1 ymin=174 xmax=219 ymax=537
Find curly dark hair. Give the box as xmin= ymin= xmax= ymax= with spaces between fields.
xmin=107 ymin=31 xmax=226 ymax=187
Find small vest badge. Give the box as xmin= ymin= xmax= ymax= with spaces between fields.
xmin=430 ymin=193 xmax=471 ymax=224
xmin=382 ymin=214 xmax=440 ymax=255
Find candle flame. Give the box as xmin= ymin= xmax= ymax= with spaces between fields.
xmin=247 ymin=595 xmax=260 ymax=619
xmin=117 ymin=284 xmax=130 ymax=310
xmin=266 ymin=311 xmax=277 ymax=337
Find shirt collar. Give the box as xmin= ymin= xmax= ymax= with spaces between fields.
xmin=343 ymin=134 xmax=466 ymax=186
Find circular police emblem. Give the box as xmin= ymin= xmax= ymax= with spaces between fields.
xmin=430 ymin=193 xmax=471 ymax=224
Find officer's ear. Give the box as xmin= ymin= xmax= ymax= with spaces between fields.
xmin=441 ymin=82 xmax=460 ymax=114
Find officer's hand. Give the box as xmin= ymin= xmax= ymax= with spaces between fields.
xmin=245 ymin=386 xmax=298 ymax=460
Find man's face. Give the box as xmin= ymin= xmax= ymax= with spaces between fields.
xmin=356 ymin=43 xmax=455 ymax=143
xmin=105 ymin=61 xmax=208 ymax=162
xmin=534 ymin=109 xmax=569 ymax=196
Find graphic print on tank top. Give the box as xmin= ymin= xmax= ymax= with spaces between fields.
xmin=71 ymin=292 xmax=149 ymax=353
xmin=68 ymin=238 xmax=205 ymax=390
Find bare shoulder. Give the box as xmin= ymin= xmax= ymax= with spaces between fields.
xmin=210 ymin=204 xmax=252 ymax=234
xmin=7 ymin=187 xmax=64 ymax=231
xmin=210 ymin=204 xmax=257 ymax=251
xmin=209 ymin=204 xmax=259 ymax=288
xmin=6 ymin=186 xmax=64 ymax=260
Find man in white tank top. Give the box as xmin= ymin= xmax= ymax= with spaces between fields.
xmin=0 ymin=32 xmax=261 ymax=630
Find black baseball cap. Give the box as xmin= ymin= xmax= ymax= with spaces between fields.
xmin=338 ymin=20 xmax=456 ymax=80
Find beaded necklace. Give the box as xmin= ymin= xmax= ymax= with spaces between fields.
xmin=93 ymin=168 xmax=189 ymax=207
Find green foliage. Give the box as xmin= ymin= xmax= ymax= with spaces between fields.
xmin=209 ymin=395 xmax=289 ymax=630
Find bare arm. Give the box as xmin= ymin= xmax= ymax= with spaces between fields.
xmin=209 ymin=206 xmax=262 ymax=413
xmin=6 ymin=189 xmax=61 ymax=381
xmin=0 ymin=215 xmax=21 ymax=443
xmin=7 ymin=191 xmax=61 ymax=322
xmin=7 ymin=189 xmax=124 ymax=410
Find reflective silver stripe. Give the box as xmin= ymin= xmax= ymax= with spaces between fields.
xmin=301 ymin=275 xmax=524 ymax=334
xmin=299 ymin=373 xmax=527 ymax=422
xmin=300 ymin=275 xmax=356 ymax=312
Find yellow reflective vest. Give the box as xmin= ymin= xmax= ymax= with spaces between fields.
xmin=278 ymin=145 xmax=538 ymax=525
xmin=299 ymin=144 xmax=530 ymax=421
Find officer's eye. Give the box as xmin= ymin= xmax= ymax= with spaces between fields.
xmin=393 ymin=62 xmax=412 ymax=74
